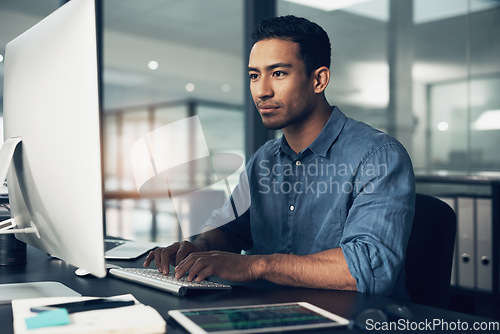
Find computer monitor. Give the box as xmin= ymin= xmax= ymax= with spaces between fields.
xmin=0 ymin=0 xmax=106 ymax=278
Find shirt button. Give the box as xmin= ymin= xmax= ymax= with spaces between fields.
xmin=295 ymin=160 xmax=301 ymax=166
xmin=289 ymin=205 xmax=295 ymax=211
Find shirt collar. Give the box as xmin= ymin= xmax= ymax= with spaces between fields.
xmin=274 ymin=135 xmax=288 ymax=157
xmin=275 ymin=106 xmax=347 ymax=158
xmin=308 ymin=106 xmax=347 ymax=157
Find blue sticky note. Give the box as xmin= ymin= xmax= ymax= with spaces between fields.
xmin=25 ymin=308 xmax=71 ymax=330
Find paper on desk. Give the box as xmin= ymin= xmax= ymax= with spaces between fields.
xmin=11 ymin=294 xmax=166 ymax=334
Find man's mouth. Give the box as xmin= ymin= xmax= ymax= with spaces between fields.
xmin=257 ymin=104 xmax=280 ymax=114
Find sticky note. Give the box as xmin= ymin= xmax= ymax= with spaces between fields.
xmin=25 ymin=308 xmax=70 ymax=330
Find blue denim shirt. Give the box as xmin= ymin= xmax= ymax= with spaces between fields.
xmin=205 ymin=107 xmax=415 ymax=297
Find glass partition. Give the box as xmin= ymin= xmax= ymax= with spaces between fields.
xmin=278 ymin=0 xmax=500 ymax=173
xmin=102 ymin=0 xmax=245 ymax=243
xmin=103 ymin=101 xmax=244 ymax=243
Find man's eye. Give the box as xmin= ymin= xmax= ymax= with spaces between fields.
xmin=249 ymin=73 xmax=259 ymax=80
xmin=273 ymin=71 xmax=286 ymax=77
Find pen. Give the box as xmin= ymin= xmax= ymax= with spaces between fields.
xmin=30 ymin=299 xmax=135 ymax=314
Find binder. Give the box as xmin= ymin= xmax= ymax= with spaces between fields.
xmin=476 ymin=198 xmax=492 ymax=292
xmin=457 ymin=197 xmax=475 ymax=289
xmin=438 ymin=196 xmax=457 ymax=286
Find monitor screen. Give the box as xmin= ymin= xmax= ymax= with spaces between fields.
xmin=2 ymin=0 xmax=106 ymax=278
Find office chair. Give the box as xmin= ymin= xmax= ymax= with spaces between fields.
xmin=405 ymin=193 xmax=457 ymax=309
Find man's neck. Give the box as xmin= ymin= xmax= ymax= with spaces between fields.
xmin=283 ymin=101 xmax=332 ymax=154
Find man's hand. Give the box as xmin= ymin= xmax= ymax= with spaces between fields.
xmin=174 ymin=251 xmax=262 ymax=283
xmin=143 ymin=241 xmax=203 ymax=275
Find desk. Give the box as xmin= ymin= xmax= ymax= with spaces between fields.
xmin=1 ymin=246 xmax=496 ymax=333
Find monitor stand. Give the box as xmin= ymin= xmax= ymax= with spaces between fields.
xmin=0 ymin=138 xmax=76 ymax=301
xmin=0 ymin=282 xmax=81 ymax=305
xmin=0 ymin=137 xmax=38 ymax=236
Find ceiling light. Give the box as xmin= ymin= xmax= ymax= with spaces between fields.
xmin=437 ymin=121 xmax=449 ymax=131
xmin=0 ymin=54 xmax=4 ymax=63
xmin=283 ymin=0 xmax=372 ymax=11
xmin=185 ymin=83 xmax=195 ymax=92
xmin=148 ymin=60 xmax=159 ymax=70
xmin=472 ymin=110 xmax=500 ymax=131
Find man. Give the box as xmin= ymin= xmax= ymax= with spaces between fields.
xmin=144 ymin=15 xmax=415 ymax=297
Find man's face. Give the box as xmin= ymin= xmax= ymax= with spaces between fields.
xmin=248 ymin=38 xmax=316 ymax=130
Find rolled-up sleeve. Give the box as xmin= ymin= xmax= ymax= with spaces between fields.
xmin=340 ymin=142 xmax=415 ymax=296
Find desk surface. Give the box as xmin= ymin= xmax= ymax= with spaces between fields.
xmin=0 ymin=245 xmax=495 ymax=333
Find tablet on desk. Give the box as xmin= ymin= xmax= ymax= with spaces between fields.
xmin=168 ymin=302 xmax=350 ymax=334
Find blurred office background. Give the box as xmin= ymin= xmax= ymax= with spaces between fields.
xmin=0 ymin=0 xmax=499 ymax=316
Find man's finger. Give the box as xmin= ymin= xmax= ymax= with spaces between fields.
xmin=175 ymin=252 xmax=200 ymax=279
xmin=193 ymin=264 xmax=214 ymax=282
xmin=146 ymin=243 xmax=180 ymax=274
xmin=159 ymin=247 xmax=176 ymax=274
xmin=153 ymin=248 xmax=163 ymax=272
xmin=186 ymin=257 xmax=213 ymax=282
xmin=143 ymin=250 xmax=155 ymax=267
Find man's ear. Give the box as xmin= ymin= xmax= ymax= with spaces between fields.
xmin=312 ymin=66 xmax=330 ymax=94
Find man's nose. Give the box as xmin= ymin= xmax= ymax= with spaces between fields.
xmin=256 ymin=76 xmax=273 ymax=99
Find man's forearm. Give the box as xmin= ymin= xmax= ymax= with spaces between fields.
xmin=193 ymin=228 xmax=241 ymax=253
xmin=252 ymin=248 xmax=357 ymax=291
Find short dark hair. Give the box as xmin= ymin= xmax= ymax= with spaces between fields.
xmin=252 ymin=15 xmax=331 ymax=75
